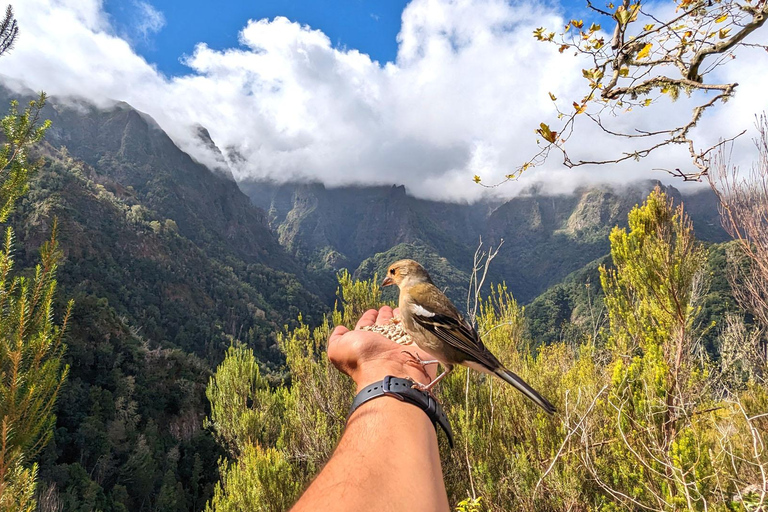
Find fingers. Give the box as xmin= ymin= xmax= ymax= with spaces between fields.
xmin=328 ymin=325 xmax=349 ymax=346
xmin=327 ymin=325 xmax=349 ymax=360
xmin=355 ymin=309 xmax=379 ymax=330
xmin=376 ymin=305 xmax=393 ymax=325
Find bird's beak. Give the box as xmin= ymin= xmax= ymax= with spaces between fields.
xmin=382 ymin=276 xmax=394 ymax=287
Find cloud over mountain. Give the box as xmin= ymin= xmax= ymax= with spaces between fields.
xmin=2 ymin=0 xmax=766 ymax=200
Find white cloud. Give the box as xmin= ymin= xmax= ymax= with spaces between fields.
xmin=1 ymin=0 xmax=766 ymax=201
xmin=134 ymin=1 xmax=166 ymax=40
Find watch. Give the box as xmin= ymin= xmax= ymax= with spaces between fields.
xmin=348 ymin=375 xmax=454 ymax=448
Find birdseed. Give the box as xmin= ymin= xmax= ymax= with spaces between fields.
xmin=361 ymin=321 xmax=413 ymax=345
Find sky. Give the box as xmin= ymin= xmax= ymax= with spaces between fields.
xmin=103 ymin=0 xmax=413 ymax=76
xmin=1 ymin=0 xmax=767 ymax=201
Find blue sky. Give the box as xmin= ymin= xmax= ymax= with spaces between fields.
xmin=105 ymin=0 xmax=413 ymax=76
xmin=105 ymin=0 xmax=592 ymax=77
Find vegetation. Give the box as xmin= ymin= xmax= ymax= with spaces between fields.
xmin=0 ymin=92 xmax=71 ymax=510
xmin=206 ymin=188 xmax=767 ymax=511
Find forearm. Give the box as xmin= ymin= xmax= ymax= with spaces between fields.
xmin=291 ymin=396 xmax=449 ymax=512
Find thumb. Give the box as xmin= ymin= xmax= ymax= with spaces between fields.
xmin=328 ymin=325 xmax=349 ymax=349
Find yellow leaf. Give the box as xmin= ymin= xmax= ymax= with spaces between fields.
xmin=643 ymin=23 xmax=655 ymax=31
xmin=615 ymin=7 xmax=631 ymax=25
xmin=715 ymin=13 xmax=728 ymax=23
xmin=536 ymin=123 xmax=558 ymax=144
xmin=719 ymin=28 xmax=731 ymax=39
xmin=559 ymin=44 xmax=570 ymax=53
xmin=473 ymin=175 xmax=482 ymax=183
xmin=637 ymin=42 xmax=652 ymax=59
xmin=549 ymin=92 xmax=558 ymax=101
xmin=573 ymin=102 xmax=587 ymax=114
xmin=619 ymin=67 xmax=629 ymax=77
xmin=572 ymin=19 xmax=584 ymax=28
xmin=589 ymin=23 xmax=601 ymax=32
xmin=643 ymin=98 xmax=652 ymax=106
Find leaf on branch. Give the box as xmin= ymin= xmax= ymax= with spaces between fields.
xmin=637 ymin=43 xmax=653 ymax=59
xmin=718 ymin=28 xmax=731 ymax=39
xmin=715 ymin=13 xmax=728 ymax=23
xmin=533 ymin=27 xmax=555 ymax=41
xmin=643 ymin=98 xmax=652 ymax=106
xmin=536 ymin=123 xmax=558 ymax=143
xmin=615 ymin=7 xmax=631 ymax=25
xmin=549 ymin=92 xmax=558 ymax=101
xmin=473 ymin=175 xmax=482 ymax=183
xmin=572 ymin=19 xmax=584 ymax=28
xmin=619 ymin=67 xmax=630 ymax=77
xmin=643 ymin=23 xmax=655 ymax=31
xmin=559 ymin=44 xmax=570 ymax=53
xmin=589 ymin=23 xmax=601 ymax=33
xmin=582 ymin=68 xmax=604 ymax=84
xmin=614 ymin=4 xmax=639 ymax=25
xmin=573 ymin=101 xmax=587 ymax=114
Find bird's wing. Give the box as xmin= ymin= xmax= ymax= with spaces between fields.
xmin=407 ymin=283 xmax=501 ymax=368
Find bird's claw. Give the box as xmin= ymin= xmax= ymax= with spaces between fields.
xmin=400 ymin=350 xmax=439 ymax=369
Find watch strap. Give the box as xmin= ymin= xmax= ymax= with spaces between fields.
xmin=348 ymin=375 xmax=454 ymax=448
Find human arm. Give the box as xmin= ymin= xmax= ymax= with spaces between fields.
xmin=289 ymin=306 xmax=450 ymax=512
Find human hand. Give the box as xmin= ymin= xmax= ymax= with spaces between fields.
xmin=328 ymin=306 xmax=437 ymax=393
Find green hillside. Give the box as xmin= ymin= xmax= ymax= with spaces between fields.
xmin=0 ymin=89 xmax=329 ymax=510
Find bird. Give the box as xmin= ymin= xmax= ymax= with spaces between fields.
xmin=382 ymin=259 xmax=557 ymax=415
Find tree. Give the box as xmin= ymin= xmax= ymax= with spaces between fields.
xmin=480 ymin=0 xmax=768 ymax=186
xmin=593 ymin=188 xmax=711 ymax=507
xmin=0 ymin=5 xmax=18 ymax=57
xmin=0 ymin=94 xmax=70 ymax=509
xmin=709 ymin=114 xmax=768 ymax=364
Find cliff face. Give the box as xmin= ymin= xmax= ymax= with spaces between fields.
xmin=243 ymin=179 xmax=725 ymax=303
xmin=26 ymin=96 xmax=298 ymax=273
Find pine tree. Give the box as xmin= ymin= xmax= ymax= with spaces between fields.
xmin=0 ymin=95 xmax=70 ymax=510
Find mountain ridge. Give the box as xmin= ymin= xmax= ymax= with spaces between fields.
xmin=242 ymin=178 xmax=726 ymax=304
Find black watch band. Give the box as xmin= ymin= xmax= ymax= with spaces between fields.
xmin=348 ymin=375 xmax=454 ymax=448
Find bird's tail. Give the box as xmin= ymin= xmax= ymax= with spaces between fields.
xmin=494 ymin=368 xmax=557 ymax=415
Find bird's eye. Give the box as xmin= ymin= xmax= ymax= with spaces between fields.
xmin=389 ymin=268 xmax=395 ymax=275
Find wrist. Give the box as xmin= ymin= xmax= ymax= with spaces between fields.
xmin=348 ymin=375 xmax=454 ymax=448
xmin=353 ymin=363 xmax=430 ymax=393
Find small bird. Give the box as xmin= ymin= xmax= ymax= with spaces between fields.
xmin=382 ymin=259 xmax=556 ymax=415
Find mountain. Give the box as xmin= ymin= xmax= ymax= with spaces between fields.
xmin=242 ymin=179 xmax=727 ymax=304
xmin=1 ymin=87 xmax=329 ymax=510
